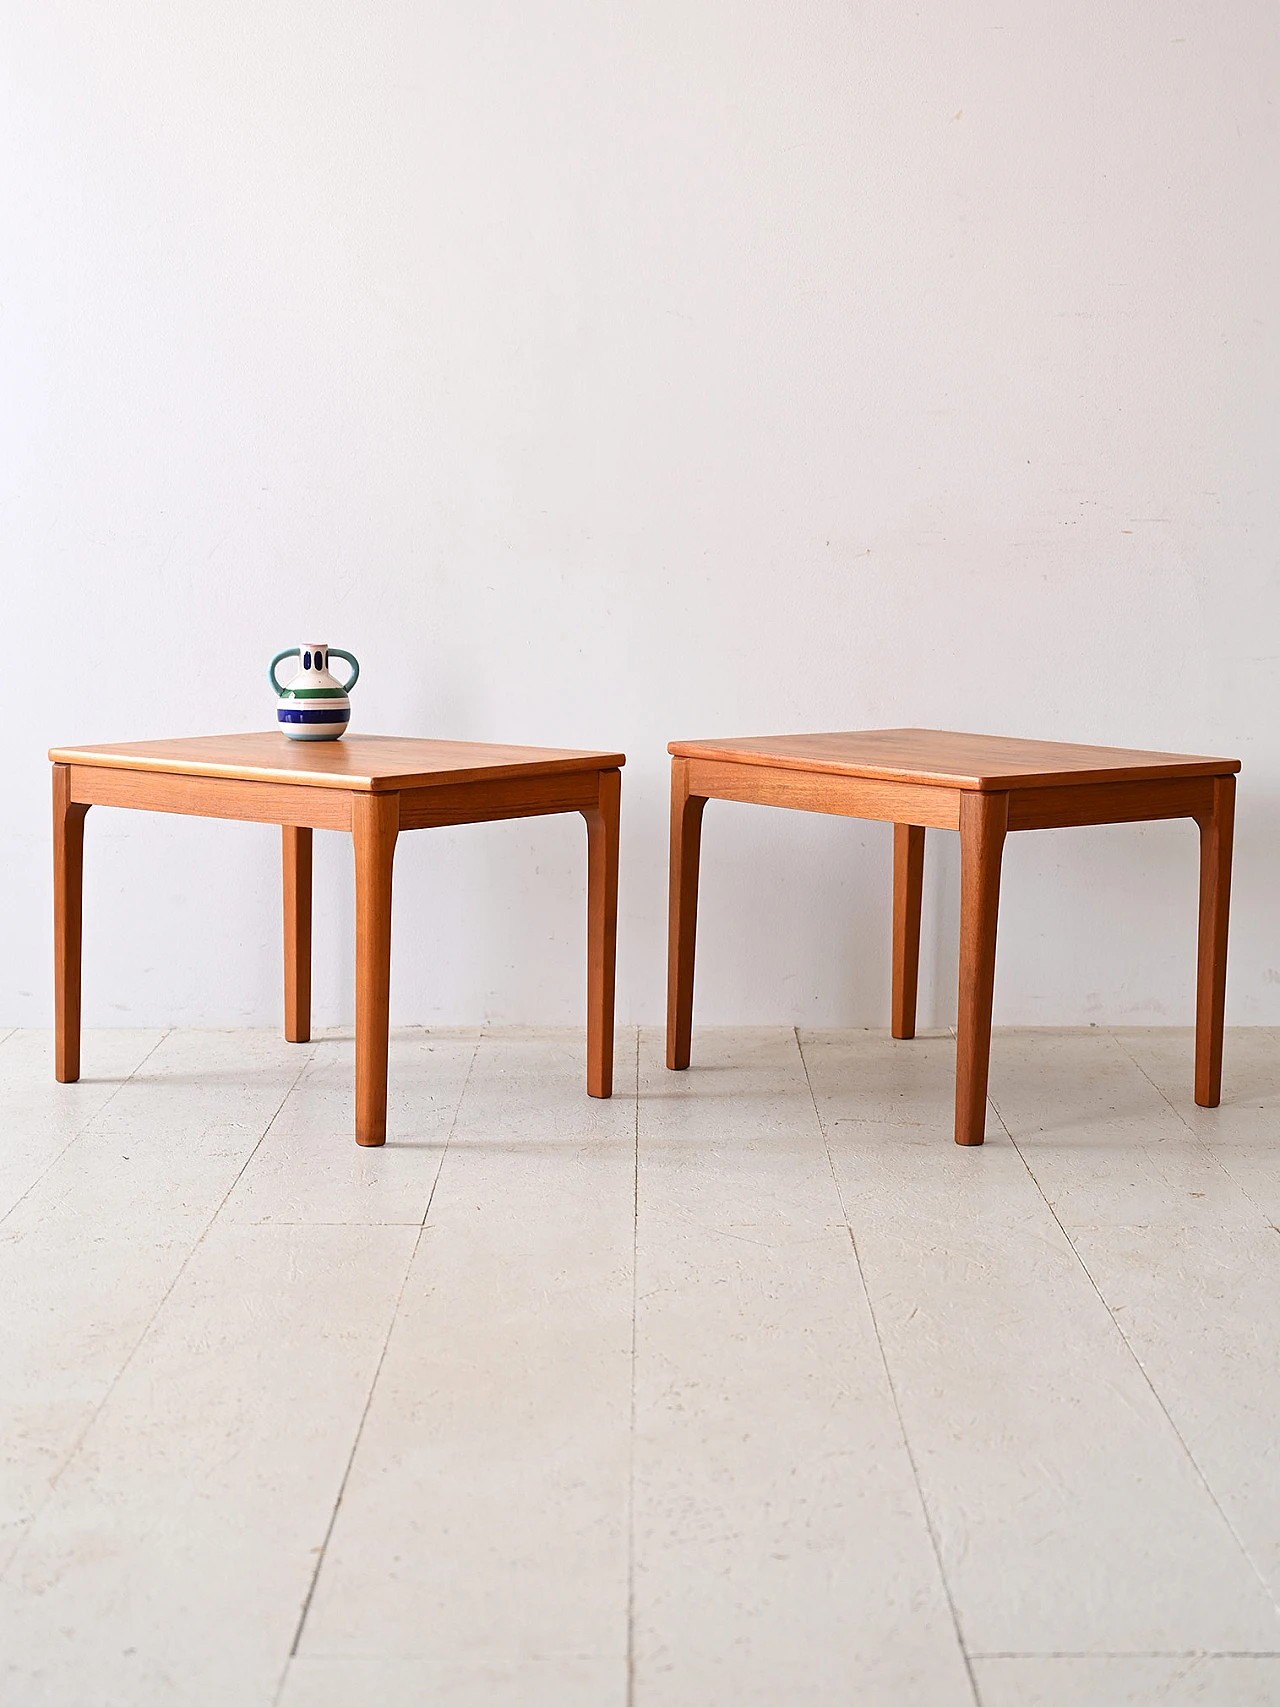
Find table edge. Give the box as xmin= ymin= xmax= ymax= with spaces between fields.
xmin=50 ymin=747 xmax=627 ymax=791
xmin=667 ymin=740 xmax=1241 ymax=790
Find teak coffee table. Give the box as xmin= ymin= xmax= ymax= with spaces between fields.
xmin=666 ymin=728 xmax=1239 ymax=1146
xmin=51 ymin=733 xmax=624 ymax=1145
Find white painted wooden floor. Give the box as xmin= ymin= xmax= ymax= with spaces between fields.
xmin=2 ymin=1025 xmax=1279 ymax=1706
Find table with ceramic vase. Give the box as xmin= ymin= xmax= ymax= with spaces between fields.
xmin=51 ymin=733 xmax=623 ymax=1144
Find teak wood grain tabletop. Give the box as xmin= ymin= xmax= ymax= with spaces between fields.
xmin=50 ymin=733 xmax=625 ymax=1145
xmin=665 ymin=728 xmax=1240 ymax=1146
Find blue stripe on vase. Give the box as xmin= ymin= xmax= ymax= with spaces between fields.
xmin=277 ymin=706 xmax=350 ymax=724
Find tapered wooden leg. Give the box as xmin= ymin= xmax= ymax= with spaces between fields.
xmin=582 ymin=768 xmax=621 ymax=1098
xmin=353 ymin=792 xmax=399 ymax=1147
xmin=282 ymin=825 xmax=312 ymax=1044
xmin=892 ymin=823 xmax=926 ymax=1039
xmin=955 ymin=791 xmax=1008 ymax=1146
xmin=53 ymin=765 xmax=89 ymax=1085
xmin=1194 ymin=773 xmax=1235 ymax=1107
xmin=667 ymin=758 xmax=708 ymax=1071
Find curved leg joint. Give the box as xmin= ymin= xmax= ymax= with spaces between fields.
xmin=667 ymin=759 xmax=707 ymax=1070
xmin=53 ymin=765 xmax=90 ymax=1084
xmin=955 ymin=791 xmax=1007 ymax=1146
xmin=353 ymin=792 xmax=399 ymax=1146
xmin=892 ymin=823 xmax=926 ymax=1039
xmin=582 ymin=769 xmax=621 ymax=1099
xmin=1194 ymin=774 xmax=1235 ymax=1107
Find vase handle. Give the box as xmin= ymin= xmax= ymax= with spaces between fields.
xmin=327 ymin=649 xmax=360 ymax=694
xmin=268 ymin=649 xmax=299 ymax=697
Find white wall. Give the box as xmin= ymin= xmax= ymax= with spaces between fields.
xmin=4 ymin=2 xmax=1278 ymax=1033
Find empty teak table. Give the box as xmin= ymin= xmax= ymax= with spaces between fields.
xmin=666 ymin=728 xmax=1239 ymax=1145
xmin=51 ymin=733 xmax=624 ymax=1144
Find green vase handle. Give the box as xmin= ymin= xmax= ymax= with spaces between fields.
xmin=328 ymin=649 xmax=360 ymax=693
xmin=268 ymin=648 xmax=299 ymax=696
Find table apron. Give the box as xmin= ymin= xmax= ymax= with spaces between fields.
xmin=684 ymin=762 xmax=1223 ymax=835
xmin=683 ymin=759 xmax=962 ymax=829
xmin=1007 ymin=776 xmax=1218 ymax=831
xmin=68 ymin=765 xmax=353 ymax=830
xmin=398 ymin=772 xmax=605 ymax=830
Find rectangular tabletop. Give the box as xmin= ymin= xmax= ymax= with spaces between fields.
xmin=50 ymin=732 xmax=626 ymax=791
xmin=51 ymin=736 xmax=624 ymax=1133
xmin=668 ymin=729 xmax=1240 ymax=791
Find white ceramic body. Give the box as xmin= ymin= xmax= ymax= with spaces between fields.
xmin=270 ymin=643 xmax=357 ymax=741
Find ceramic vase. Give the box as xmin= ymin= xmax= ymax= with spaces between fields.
xmin=269 ymin=644 xmax=360 ymax=741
